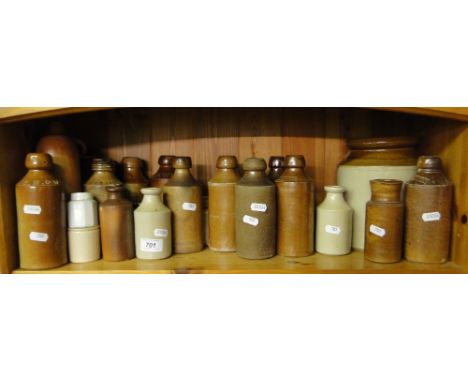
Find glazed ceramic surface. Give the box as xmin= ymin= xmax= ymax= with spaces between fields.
xmin=68 ymin=192 xmax=98 ymax=228
xmin=85 ymin=159 xmax=122 ymax=203
xmin=150 ymin=155 xmax=175 ymax=188
xmin=121 ymin=156 xmax=148 ymax=205
xmin=68 ymin=226 xmax=100 ymax=263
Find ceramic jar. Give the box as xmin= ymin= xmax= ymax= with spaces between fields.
xmin=99 ymin=185 xmax=135 ymax=261
xmin=364 ymin=179 xmax=404 ymax=263
xmin=267 ymin=156 xmax=285 ymax=182
xmin=134 ymin=188 xmax=172 ymax=260
xmin=150 ymin=155 xmax=175 ymax=188
xmin=236 ymin=157 xmax=276 ymax=259
xmin=337 ymin=136 xmax=417 ymax=250
xmin=121 ymin=156 xmax=148 ymax=205
xmin=405 ymin=156 xmax=453 ymax=264
xmin=68 ymin=192 xmax=98 ymax=228
xmin=207 ymin=155 xmax=240 ymax=252
xmin=163 ymin=157 xmax=203 ymax=253
xmin=15 ymin=153 xmax=67 ymax=269
xmin=316 ymin=186 xmax=353 ymax=255
xmin=85 ymin=159 xmax=122 ymax=203
xmin=276 ymin=155 xmax=314 ymax=257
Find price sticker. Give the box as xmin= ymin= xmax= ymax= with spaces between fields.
xmin=369 ymin=224 xmax=386 ymax=237
xmin=325 ymin=225 xmax=341 ymax=235
xmin=250 ymin=203 xmax=267 ymax=212
xmin=29 ymin=232 xmax=48 ymax=242
xmin=140 ymin=238 xmax=163 ymax=253
xmin=422 ymin=212 xmax=441 ymax=222
xmin=182 ymin=202 xmax=197 ymax=211
xmin=243 ymin=215 xmax=259 ymax=226
xmin=154 ymin=228 xmax=168 ymax=237
xmin=23 ymin=205 xmax=42 ymax=215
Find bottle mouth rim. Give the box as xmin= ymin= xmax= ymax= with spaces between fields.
xmin=324 ymin=185 xmax=345 ymax=193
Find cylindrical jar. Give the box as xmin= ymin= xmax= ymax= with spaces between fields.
xmin=276 ymin=155 xmax=314 ymax=257
xmin=208 ymin=155 xmax=240 ymax=252
xmin=337 ymin=137 xmax=417 ymax=250
xmin=405 ymin=156 xmax=453 ymax=264
xmin=163 ymin=157 xmax=203 ymax=253
xmin=121 ymin=156 xmax=148 ymax=205
xmin=150 ymin=155 xmax=175 ymax=188
xmin=15 ymin=153 xmax=67 ymax=269
xmin=316 ymin=185 xmax=353 ymax=256
xmin=364 ymin=179 xmax=404 ymax=263
xmin=267 ymin=156 xmax=284 ymax=182
xmin=68 ymin=192 xmax=98 ymax=228
xmin=236 ymin=157 xmax=276 ymax=259
xmin=85 ymin=159 xmax=122 ymax=203
xmin=134 ymin=188 xmax=172 ymax=260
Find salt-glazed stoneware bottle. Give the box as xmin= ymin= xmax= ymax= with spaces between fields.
xmin=267 ymin=156 xmax=285 ymax=182
xmin=99 ymin=185 xmax=135 ymax=261
xmin=150 ymin=155 xmax=176 ymax=188
xmin=16 ymin=153 xmax=67 ymax=269
xmin=134 ymin=187 xmax=172 ymax=260
xmin=163 ymin=156 xmax=203 ymax=253
xmin=405 ymin=156 xmax=453 ymax=264
xmin=207 ymin=155 xmax=240 ymax=252
xmin=364 ymin=179 xmax=404 ymax=263
xmin=121 ymin=156 xmax=148 ymax=206
xmin=235 ymin=157 xmax=276 ymax=259
xmin=316 ymin=185 xmax=353 ymax=256
xmin=276 ymin=155 xmax=314 ymax=257
xmin=85 ymin=159 xmax=122 ymax=203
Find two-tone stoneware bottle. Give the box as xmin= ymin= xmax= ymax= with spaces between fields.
xmin=150 ymin=155 xmax=175 ymax=188
xmin=405 ymin=156 xmax=453 ymax=264
xmin=236 ymin=157 xmax=276 ymax=259
xmin=207 ymin=155 xmax=240 ymax=252
xmin=85 ymin=159 xmax=122 ymax=203
xmin=267 ymin=156 xmax=285 ymax=182
xmin=276 ymin=155 xmax=314 ymax=257
xmin=163 ymin=157 xmax=203 ymax=253
xmin=121 ymin=156 xmax=148 ymax=205
xmin=364 ymin=179 xmax=404 ymax=263
xmin=16 ymin=153 xmax=67 ymax=269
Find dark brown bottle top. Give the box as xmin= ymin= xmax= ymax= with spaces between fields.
xmin=173 ymin=156 xmax=192 ymax=169
xmin=158 ymin=155 xmax=176 ymax=166
xmin=348 ymin=136 xmax=418 ymax=150
xmin=284 ymin=155 xmax=305 ymax=168
xmin=370 ymin=179 xmax=403 ymax=202
xmin=243 ymin=157 xmax=267 ymax=171
xmin=216 ymin=155 xmax=238 ymax=169
xmin=417 ymin=155 xmax=441 ymax=170
xmin=268 ymin=156 xmax=284 ymax=168
xmin=106 ymin=185 xmax=124 ymax=193
xmin=25 ymin=153 xmax=53 ymax=170
xmin=121 ymin=156 xmax=143 ymax=168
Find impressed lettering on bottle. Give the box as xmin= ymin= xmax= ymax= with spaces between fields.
xmin=243 ymin=215 xmax=259 ymax=226
xmin=29 ymin=232 xmax=49 ymax=242
xmin=369 ymin=224 xmax=386 ymax=238
xmin=250 ymin=203 xmax=267 ymax=212
xmin=182 ymin=202 xmax=197 ymax=211
xmin=422 ymin=212 xmax=441 ymax=222
xmin=23 ymin=205 xmax=42 ymax=215
xmin=140 ymin=238 xmax=163 ymax=253
xmin=325 ymin=225 xmax=341 ymax=235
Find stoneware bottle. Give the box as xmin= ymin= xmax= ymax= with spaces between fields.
xmin=16 ymin=153 xmax=67 ymax=270
xmin=134 ymin=187 xmax=172 ymax=260
xmin=207 ymin=155 xmax=240 ymax=252
xmin=316 ymin=185 xmax=353 ymax=256
xmin=99 ymin=185 xmax=135 ymax=261
xmin=405 ymin=156 xmax=453 ymax=264
xmin=276 ymin=155 xmax=314 ymax=257
xmin=235 ymin=157 xmax=276 ymax=259
xmin=364 ymin=179 xmax=404 ymax=264
xmin=267 ymin=156 xmax=285 ymax=182
xmin=121 ymin=156 xmax=148 ymax=206
xmin=36 ymin=122 xmax=83 ymax=196
xmin=163 ymin=156 xmax=203 ymax=253
xmin=150 ymin=155 xmax=176 ymax=188
xmin=85 ymin=159 xmax=122 ymax=203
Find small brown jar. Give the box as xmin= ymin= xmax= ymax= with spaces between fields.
xmin=163 ymin=156 xmax=203 ymax=253
xmin=208 ymin=155 xmax=240 ymax=252
xmin=267 ymin=156 xmax=285 ymax=182
xmin=405 ymin=156 xmax=453 ymax=264
xmin=276 ymin=155 xmax=314 ymax=257
xmin=16 ymin=153 xmax=67 ymax=270
xmin=99 ymin=185 xmax=135 ymax=261
xmin=121 ymin=156 xmax=148 ymax=205
xmin=364 ymin=179 xmax=404 ymax=263
xmin=150 ymin=155 xmax=176 ymax=188
xmin=85 ymin=159 xmax=122 ymax=203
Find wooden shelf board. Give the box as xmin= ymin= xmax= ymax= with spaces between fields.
xmin=372 ymin=107 xmax=468 ymax=122
xmin=0 ymin=107 xmax=112 ymax=124
xmin=12 ymin=249 xmax=464 ymax=274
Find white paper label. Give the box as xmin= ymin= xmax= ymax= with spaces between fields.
xmin=422 ymin=212 xmax=441 ymax=222
xmin=369 ymin=224 xmax=386 ymax=237
xmin=23 ymin=205 xmax=41 ymax=215
xmin=182 ymin=202 xmax=197 ymax=211
xmin=250 ymin=203 xmax=267 ymax=212
xmin=243 ymin=215 xmax=259 ymax=226
xmin=140 ymin=238 xmax=163 ymax=253
xmin=154 ymin=228 xmax=168 ymax=237
xmin=29 ymin=231 xmax=48 ymax=242
xmin=325 ymin=225 xmax=341 ymax=235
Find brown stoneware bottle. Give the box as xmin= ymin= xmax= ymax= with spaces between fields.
xmin=163 ymin=156 xmax=203 ymax=253
xmin=236 ymin=157 xmax=276 ymax=259
xmin=267 ymin=156 xmax=285 ymax=182
xmin=276 ymin=155 xmax=314 ymax=257
xmin=150 ymin=155 xmax=176 ymax=188
xmin=99 ymin=185 xmax=135 ymax=261
xmin=208 ymin=155 xmax=240 ymax=252
xmin=16 ymin=153 xmax=67 ymax=269
xmin=121 ymin=156 xmax=148 ymax=205
xmin=405 ymin=156 xmax=453 ymax=264
xmin=364 ymin=179 xmax=404 ymax=263
xmin=85 ymin=159 xmax=123 ymax=203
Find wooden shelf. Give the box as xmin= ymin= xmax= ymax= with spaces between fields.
xmin=0 ymin=107 xmax=111 ymax=124
xmin=373 ymin=107 xmax=468 ymax=122
xmin=13 ymin=249 xmax=464 ymax=274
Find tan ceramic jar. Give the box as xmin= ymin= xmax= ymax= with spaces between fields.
xmin=85 ymin=159 xmax=122 ymax=203
xmin=121 ymin=156 xmax=148 ymax=205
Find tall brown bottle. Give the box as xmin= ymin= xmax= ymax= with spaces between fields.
xmin=163 ymin=157 xmax=203 ymax=253
xmin=121 ymin=156 xmax=148 ymax=205
xmin=85 ymin=159 xmax=122 ymax=203
xmin=364 ymin=179 xmax=404 ymax=263
xmin=276 ymin=155 xmax=314 ymax=257
xmin=16 ymin=153 xmax=67 ymax=269
xmin=208 ymin=156 xmax=240 ymax=252
xmin=267 ymin=156 xmax=284 ymax=181
xmin=236 ymin=158 xmax=276 ymax=259
xmin=99 ymin=185 xmax=135 ymax=261
xmin=405 ymin=156 xmax=453 ymax=264
xmin=150 ymin=155 xmax=175 ymax=188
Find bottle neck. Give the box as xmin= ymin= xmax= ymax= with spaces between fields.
xmin=108 ymin=192 xmax=122 ymax=200
xmin=140 ymin=194 xmax=164 ymax=208
xmin=325 ymin=191 xmax=345 ymax=203
xmin=123 ymin=167 xmax=146 ymax=182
